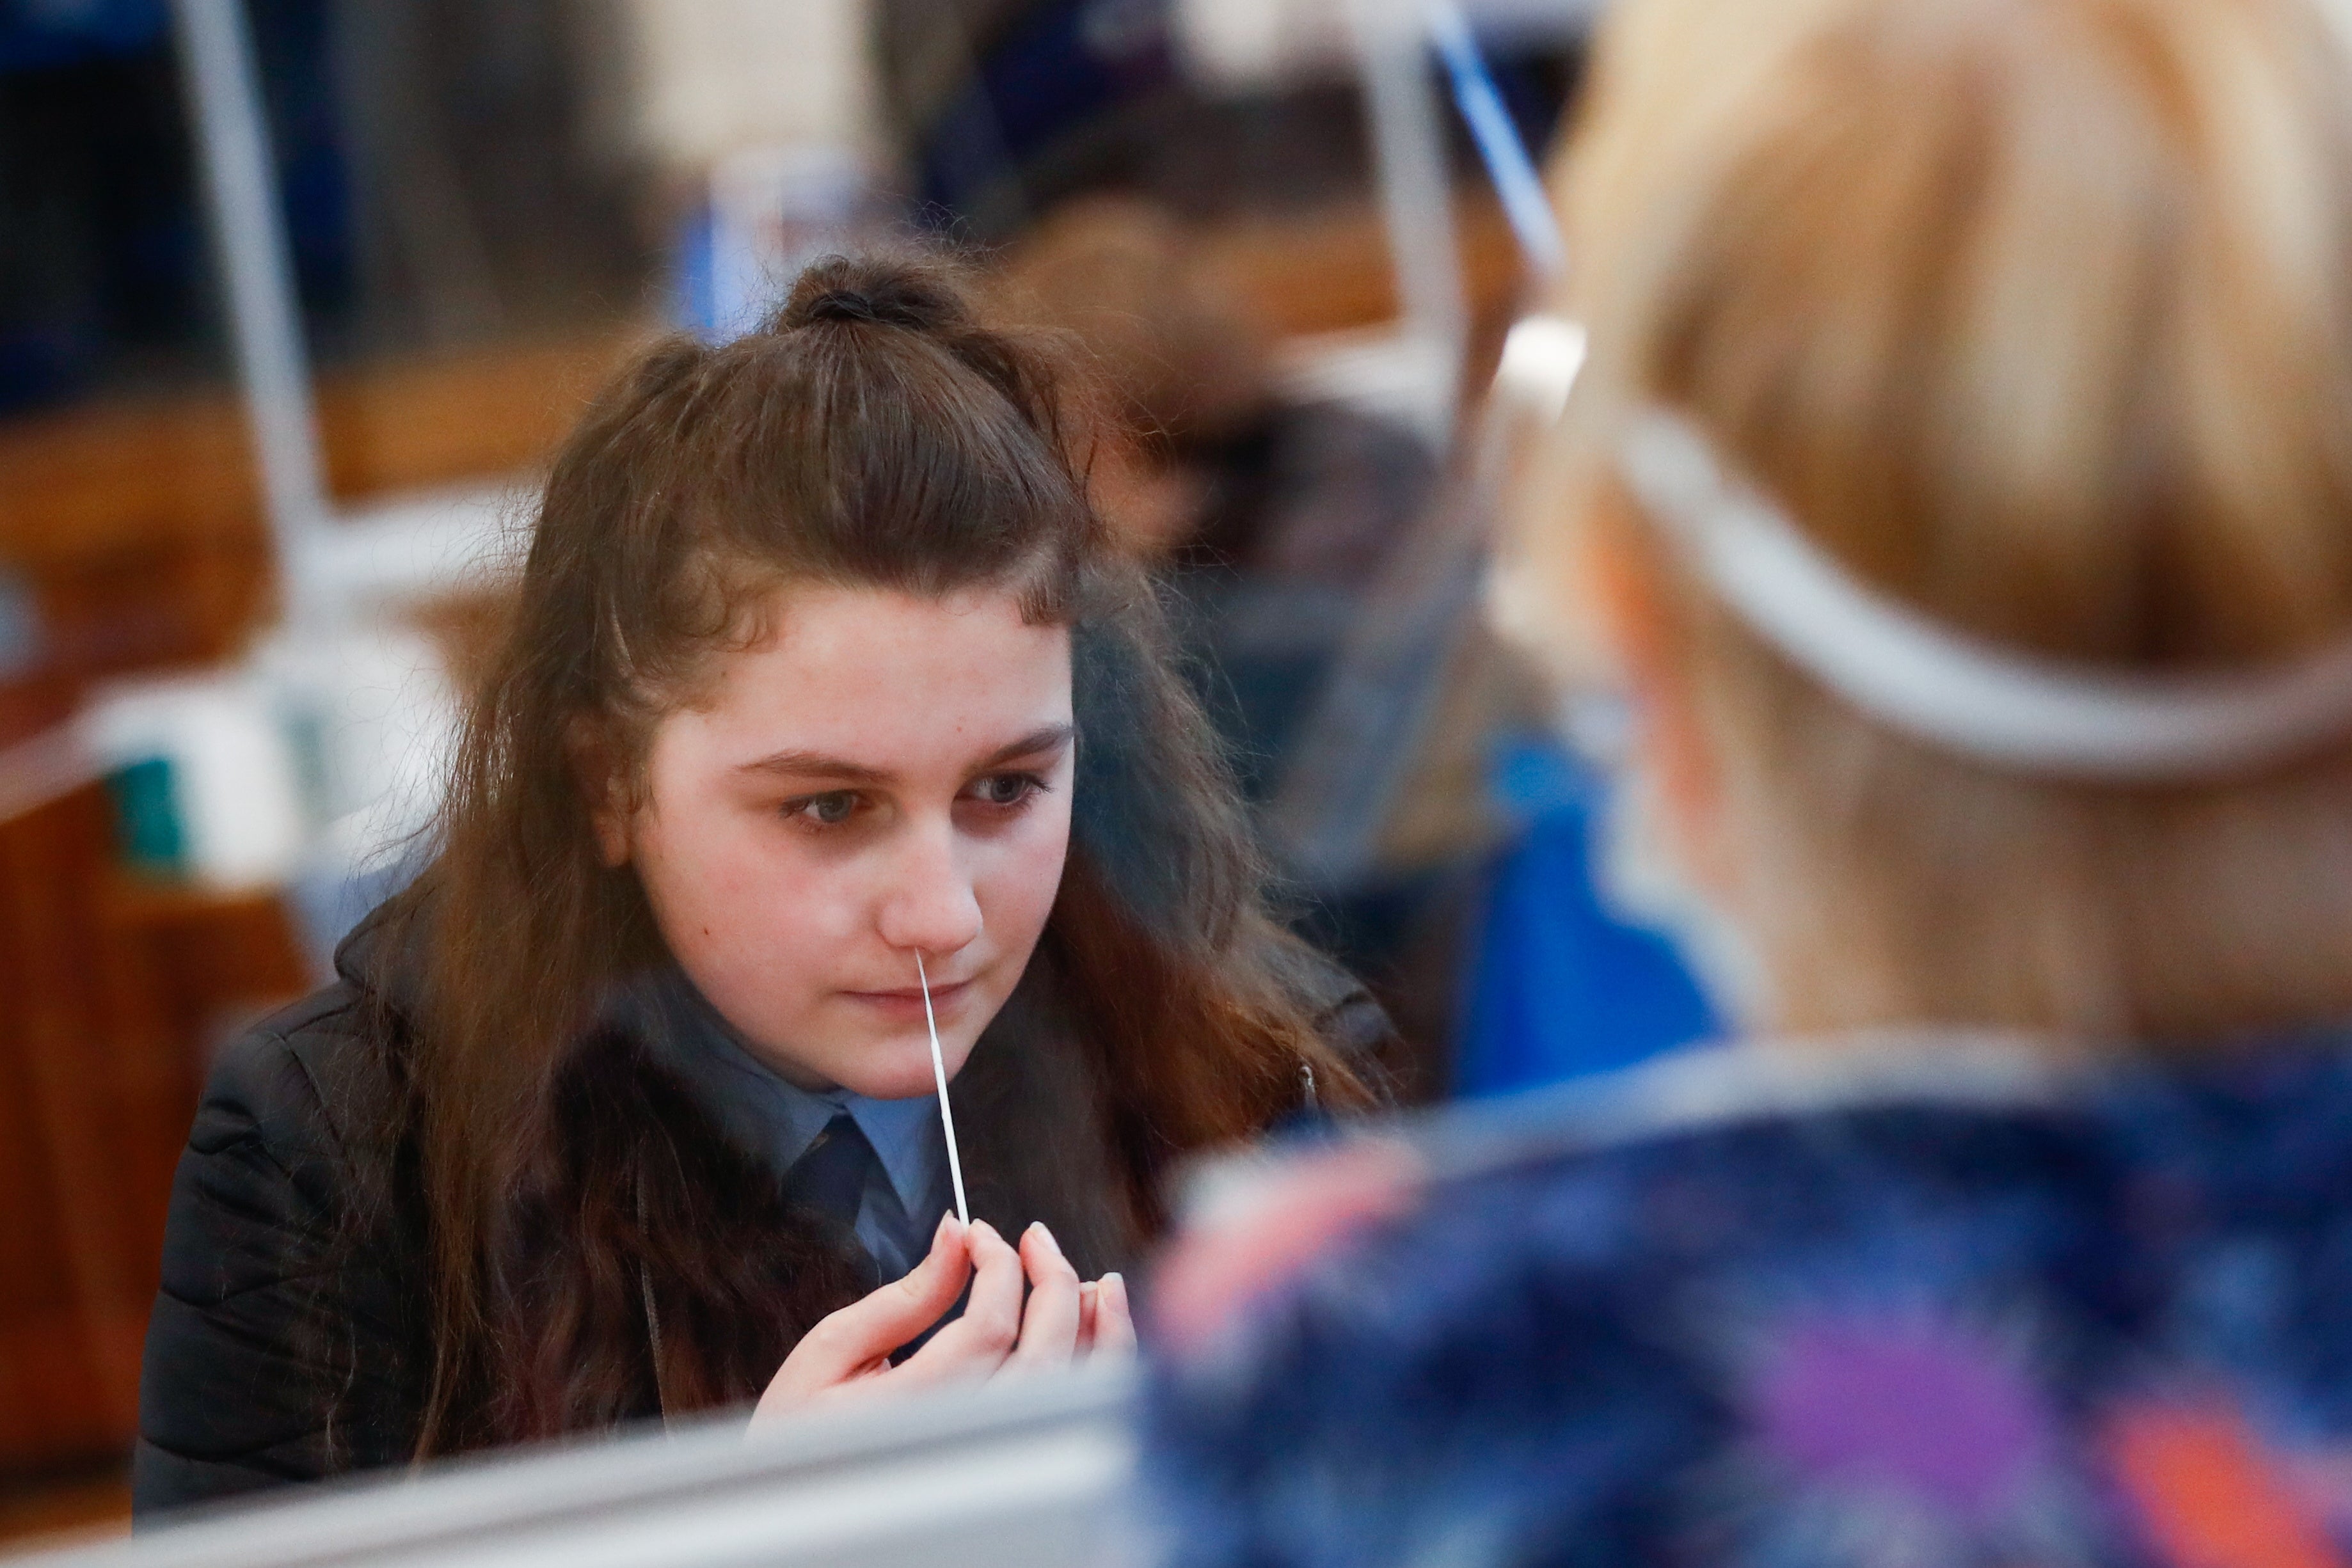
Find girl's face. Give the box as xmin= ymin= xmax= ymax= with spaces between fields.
xmin=610 ymin=583 xmax=1076 ymax=1097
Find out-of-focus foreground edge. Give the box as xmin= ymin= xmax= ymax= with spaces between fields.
xmin=13 ymin=1360 xmax=1138 ymax=1568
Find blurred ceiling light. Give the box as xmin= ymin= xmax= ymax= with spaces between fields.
xmin=1430 ymin=0 xmax=1568 ymax=276
xmin=623 ymin=0 xmax=880 ymax=170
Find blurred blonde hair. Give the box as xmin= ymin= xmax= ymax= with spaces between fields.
xmin=1520 ymin=0 xmax=2352 ymax=1043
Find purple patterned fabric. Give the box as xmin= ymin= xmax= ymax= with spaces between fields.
xmin=1143 ymin=1034 xmax=2352 ymax=1568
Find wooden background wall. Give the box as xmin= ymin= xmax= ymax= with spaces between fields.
xmin=0 ymin=329 xmax=637 ymax=1469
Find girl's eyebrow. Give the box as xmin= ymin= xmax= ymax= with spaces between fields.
xmin=977 ymin=722 xmax=1076 ymax=768
xmin=735 ymin=722 xmax=1075 ymax=784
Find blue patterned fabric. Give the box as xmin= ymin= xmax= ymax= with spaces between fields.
xmin=1144 ymin=1034 xmax=2352 ymax=1568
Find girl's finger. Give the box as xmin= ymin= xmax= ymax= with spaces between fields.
xmin=754 ymin=1215 xmax=969 ymax=1420
xmin=1091 ymin=1272 xmax=1136 ymax=1358
xmin=1008 ymin=1223 xmax=1081 ymax=1371
xmin=812 ymin=1213 xmax=971 ymax=1367
xmin=1077 ymin=1279 xmax=1100 ymax=1352
xmin=890 ymin=1219 xmax=1024 ymax=1386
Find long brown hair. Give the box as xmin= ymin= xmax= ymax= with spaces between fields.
xmin=370 ymin=255 xmax=1372 ymax=1453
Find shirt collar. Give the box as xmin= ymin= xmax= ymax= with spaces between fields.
xmin=626 ymin=968 xmax=944 ymax=1217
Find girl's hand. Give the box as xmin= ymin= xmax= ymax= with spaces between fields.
xmin=749 ymin=1215 xmax=1131 ymax=1427
xmin=997 ymin=1218 xmax=1132 ymax=1370
xmin=1077 ymin=1271 xmax=1136 ymax=1358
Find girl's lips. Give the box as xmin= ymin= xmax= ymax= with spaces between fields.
xmin=842 ymin=978 xmax=975 ymax=1014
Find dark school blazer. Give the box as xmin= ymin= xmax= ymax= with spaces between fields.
xmin=132 ymin=907 xmax=1395 ymax=1518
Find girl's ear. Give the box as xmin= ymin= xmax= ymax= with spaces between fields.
xmin=566 ymin=716 xmax=633 ymax=869
xmin=1580 ymin=495 xmax=1729 ymax=896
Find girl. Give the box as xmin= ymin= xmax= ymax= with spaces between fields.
xmin=1147 ymin=0 xmax=2352 ymax=1563
xmin=136 ymin=257 xmax=1388 ymax=1515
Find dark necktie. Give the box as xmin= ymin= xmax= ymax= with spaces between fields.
xmin=784 ymin=1111 xmax=884 ymax=1230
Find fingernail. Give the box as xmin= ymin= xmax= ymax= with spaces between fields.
xmin=1102 ymin=1271 xmax=1124 ymax=1290
xmin=934 ymin=1212 xmax=960 ymax=1244
xmin=1029 ymin=1221 xmax=1065 ymax=1257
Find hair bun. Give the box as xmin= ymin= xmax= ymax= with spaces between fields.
xmin=777 ymin=257 xmax=967 ymax=335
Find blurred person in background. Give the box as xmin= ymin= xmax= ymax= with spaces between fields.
xmin=1145 ymin=0 xmax=2352 ymax=1563
xmin=994 ymin=197 xmax=1713 ymax=1107
xmin=993 ymin=197 xmax=1543 ymax=1104
xmin=992 ymin=194 xmax=1436 ymax=802
xmin=135 ymin=257 xmax=1391 ymax=1517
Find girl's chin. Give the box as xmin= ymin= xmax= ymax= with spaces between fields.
xmin=733 ymin=1015 xmax=978 ymax=1098
xmin=829 ymin=1042 xmax=971 ymax=1101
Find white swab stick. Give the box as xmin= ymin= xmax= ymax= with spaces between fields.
xmin=916 ymin=952 xmax=969 ymax=1226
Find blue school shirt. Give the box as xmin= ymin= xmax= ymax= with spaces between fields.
xmin=629 ymin=971 xmax=951 ymax=1282
xmin=1145 ymin=1029 xmax=2352 ymax=1568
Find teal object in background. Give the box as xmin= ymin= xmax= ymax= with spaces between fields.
xmin=105 ymin=757 xmax=186 ymax=877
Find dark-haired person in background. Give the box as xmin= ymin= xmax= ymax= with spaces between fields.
xmin=134 ymin=257 xmax=1391 ymax=1516
xmin=989 ymin=196 xmax=1438 ymax=804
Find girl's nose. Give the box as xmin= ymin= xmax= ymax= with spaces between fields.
xmin=875 ymin=821 xmax=983 ymax=960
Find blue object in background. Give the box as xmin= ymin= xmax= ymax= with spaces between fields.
xmin=0 ymin=0 xmax=351 ymax=414
xmin=675 ymin=200 xmax=718 ymax=340
xmin=913 ymin=0 xmax=1173 ymax=229
xmin=104 ymin=755 xmax=185 ymax=875
xmin=0 ymin=0 xmax=168 ymax=74
xmin=1454 ymin=737 xmax=1717 ymax=1096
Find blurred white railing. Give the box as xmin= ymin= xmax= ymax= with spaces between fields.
xmin=16 ymin=1365 xmax=1138 ymax=1568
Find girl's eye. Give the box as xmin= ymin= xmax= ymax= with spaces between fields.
xmin=788 ymin=791 xmax=861 ymax=827
xmin=971 ymin=773 xmax=1043 ymax=809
